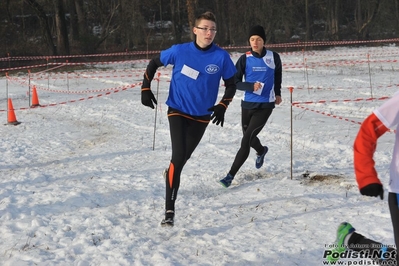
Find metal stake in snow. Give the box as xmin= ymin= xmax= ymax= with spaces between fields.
xmin=28 ymin=69 xmax=31 ymax=107
xmin=289 ymin=86 xmax=294 ymax=180
xmin=66 ymin=60 xmax=70 ymax=91
xmin=367 ymin=53 xmax=373 ymax=100
xmin=305 ymin=57 xmax=310 ymax=94
xmin=6 ymin=72 xmax=9 ymax=106
xmin=152 ymin=72 xmax=161 ymax=150
xmin=47 ymin=57 xmax=50 ymax=90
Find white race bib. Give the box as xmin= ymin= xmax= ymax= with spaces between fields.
xmin=181 ymin=64 xmax=199 ymax=80
xmin=253 ymin=82 xmax=264 ymax=95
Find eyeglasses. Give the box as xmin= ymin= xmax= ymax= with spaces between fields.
xmin=195 ymin=26 xmax=217 ymax=33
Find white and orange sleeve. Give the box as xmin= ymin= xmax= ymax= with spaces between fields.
xmin=354 ymin=91 xmax=399 ymax=191
xmin=353 ymin=113 xmax=388 ymax=189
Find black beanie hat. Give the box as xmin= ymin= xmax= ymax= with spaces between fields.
xmin=248 ymin=25 xmax=266 ymax=43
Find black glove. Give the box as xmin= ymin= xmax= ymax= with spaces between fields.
xmin=207 ymin=103 xmax=227 ymax=127
xmin=360 ymin=183 xmax=384 ymax=200
xmin=141 ymin=88 xmax=157 ymax=109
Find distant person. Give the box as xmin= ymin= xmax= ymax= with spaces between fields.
xmin=219 ymin=25 xmax=282 ymax=188
xmin=327 ymin=92 xmax=399 ymax=265
xmin=140 ymin=11 xmax=236 ymax=226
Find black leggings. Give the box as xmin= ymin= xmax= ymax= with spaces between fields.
xmin=165 ymin=114 xmax=208 ymax=211
xmin=229 ymin=108 xmax=273 ymax=176
xmin=348 ymin=192 xmax=399 ymax=265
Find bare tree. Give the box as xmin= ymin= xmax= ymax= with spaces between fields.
xmin=395 ymin=0 xmax=399 ymax=27
xmin=325 ymin=0 xmax=341 ymax=40
xmin=24 ymin=0 xmax=57 ymax=55
xmin=120 ymin=0 xmax=145 ymax=50
xmin=186 ymin=0 xmax=196 ymax=40
xmin=225 ymin=0 xmax=251 ymax=45
xmin=54 ymin=0 xmax=70 ymax=55
xmin=354 ymin=0 xmax=382 ymax=39
xmin=74 ymin=0 xmax=87 ymax=37
xmin=68 ymin=0 xmax=79 ymax=43
xmin=1 ymin=0 xmax=397 ymax=56
xmin=305 ymin=0 xmax=311 ymax=41
xmin=170 ymin=0 xmax=184 ymax=43
xmin=90 ymin=0 xmax=120 ymax=51
xmin=280 ymin=0 xmax=296 ymax=41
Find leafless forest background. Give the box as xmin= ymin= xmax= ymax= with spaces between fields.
xmin=1 ymin=0 xmax=399 ymax=58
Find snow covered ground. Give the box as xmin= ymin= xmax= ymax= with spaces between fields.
xmin=0 ymin=45 xmax=398 ymax=265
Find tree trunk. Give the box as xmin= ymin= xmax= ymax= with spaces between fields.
xmin=186 ymin=0 xmax=196 ymax=40
xmin=24 ymin=0 xmax=57 ymax=55
xmin=354 ymin=0 xmax=381 ymax=39
xmin=354 ymin=0 xmax=362 ymax=34
xmin=68 ymin=0 xmax=79 ymax=42
xmin=74 ymin=0 xmax=87 ymax=36
xmin=54 ymin=0 xmax=70 ymax=55
xmin=326 ymin=0 xmax=340 ymax=40
xmin=170 ymin=0 xmax=183 ymax=43
xmin=305 ymin=0 xmax=311 ymax=41
xmin=281 ymin=0 xmax=294 ymax=41
xmin=394 ymin=0 xmax=399 ymax=35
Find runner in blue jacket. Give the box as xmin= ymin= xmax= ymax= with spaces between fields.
xmin=220 ymin=25 xmax=282 ymax=188
xmin=141 ymin=11 xmax=236 ymax=226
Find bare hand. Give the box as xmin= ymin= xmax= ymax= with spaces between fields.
xmin=254 ymin=82 xmax=262 ymax=91
xmin=275 ymin=96 xmax=282 ymax=105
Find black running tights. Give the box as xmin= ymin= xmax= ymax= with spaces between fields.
xmin=229 ymin=108 xmax=273 ymax=176
xmin=165 ymin=115 xmax=208 ymax=211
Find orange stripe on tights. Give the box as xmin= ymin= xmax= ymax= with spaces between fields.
xmin=168 ymin=163 xmax=175 ymax=188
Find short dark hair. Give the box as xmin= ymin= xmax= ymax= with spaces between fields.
xmin=195 ymin=11 xmax=216 ymax=26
